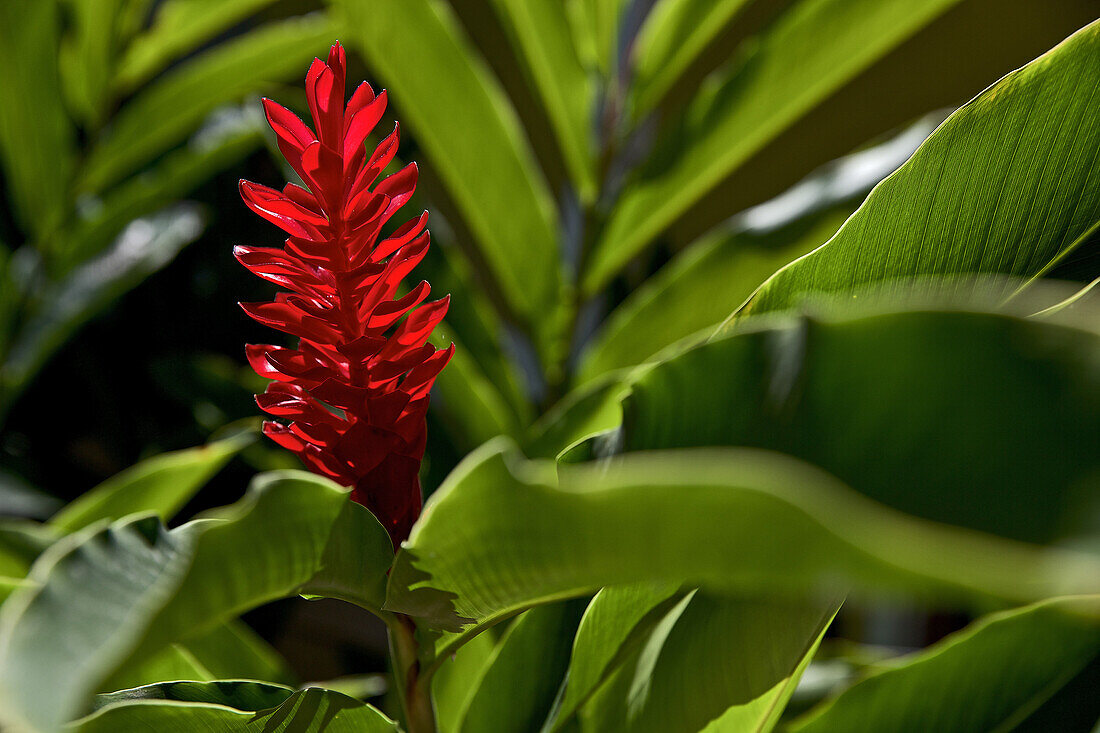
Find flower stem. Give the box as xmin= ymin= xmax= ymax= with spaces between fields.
xmin=388 ymin=613 xmax=437 ymax=733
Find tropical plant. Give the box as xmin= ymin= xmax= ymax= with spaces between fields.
xmin=0 ymin=1 xmax=1097 ymax=732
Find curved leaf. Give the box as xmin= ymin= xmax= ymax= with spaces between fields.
xmin=587 ymin=0 xmax=966 ymax=293
xmin=386 ymin=442 xmax=1100 ymax=640
xmin=792 ymin=596 xmax=1100 ymax=733
xmin=92 ymin=679 xmax=293 ymax=712
xmin=546 ymin=583 xmax=684 ymax=731
xmin=739 ymin=20 xmax=1100 ymax=318
xmin=0 ymin=471 xmax=392 ymax=732
xmin=459 ymin=601 xmax=585 ymax=733
xmin=77 ymin=685 xmax=397 ymax=732
xmin=580 ymin=593 xmax=838 ymax=733
xmin=626 ymin=309 xmax=1100 ymax=545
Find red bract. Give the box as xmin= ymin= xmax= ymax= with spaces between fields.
xmin=237 ymin=42 xmax=453 ymax=547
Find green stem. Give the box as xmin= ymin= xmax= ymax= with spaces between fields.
xmin=388 ymin=613 xmax=437 ymax=733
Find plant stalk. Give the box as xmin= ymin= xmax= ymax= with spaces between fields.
xmin=388 ymin=613 xmax=437 ymax=733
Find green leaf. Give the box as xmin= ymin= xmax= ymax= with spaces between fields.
xmin=92 ymin=679 xmax=293 ymax=712
xmin=587 ymin=0 xmax=964 ymax=293
xmin=0 ymin=471 xmax=392 ymax=732
xmin=50 ymin=431 xmax=255 ymax=533
xmin=625 ymin=309 xmax=1100 ymax=545
xmin=488 ymin=0 xmax=596 ymax=201
xmin=577 ymin=208 xmax=849 ymax=384
xmin=385 ymin=440 xmax=1100 ymax=643
xmin=546 ymin=583 xmax=684 ymax=731
xmin=59 ymin=0 xmax=122 ymax=127
xmin=432 ymin=629 xmax=497 ymax=733
xmin=77 ymin=685 xmax=397 ymax=732
xmin=630 ymin=0 xmax=753 ymax=114
xmin=79 ymin=13 xmax=338 ymax=194
xmin=791 ymin=596 xmax=1100 ymax=733
xmin=115 ymin=0 xmax=281 ymax=91
xmin=739 ymin=20 xmax=1100 ymax=318
xmin=458 ymin=601 xmax=585 ymax=733
xmin=579 ymin=593 xmax=837 ymax=733
xmin=524 ymin=372 xmax=633 ymax=459
xmin=432 ymin=335 xmax=523 ymax=446
xmin=566 ymin=0 xmax=626 ymax=77
xmin=0 ymin=206 xmax=205 ymax=421
xmin=0 ymin=0 xmax=76 ymax=239
xmin=337 ymin=0 xmax=564 ymax=342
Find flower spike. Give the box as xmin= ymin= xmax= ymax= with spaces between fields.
xmin=238 ymin=42 xmax=453 ymax=547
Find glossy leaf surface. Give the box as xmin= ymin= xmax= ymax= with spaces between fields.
xmin=740 ymin=20 xmax=1100 ymax=318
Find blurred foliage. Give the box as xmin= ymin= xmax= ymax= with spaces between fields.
xmin=0 ymin=0 xmax=1098 ymax=731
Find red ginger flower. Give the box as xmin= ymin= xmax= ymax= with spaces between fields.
xmin=237 ymin=42 xmax=453 ymax=547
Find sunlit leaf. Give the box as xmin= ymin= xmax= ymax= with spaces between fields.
xmin=739 ymin=20 xmax=1100 ymax=318
xmin=588 ymin=0 xmax=965 ymax=293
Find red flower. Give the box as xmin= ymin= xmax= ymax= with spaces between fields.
xmin=237 ymin=42 xmax=453 ymax=547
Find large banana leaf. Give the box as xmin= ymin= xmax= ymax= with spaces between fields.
xmin=386 ymin=307 xmax=1100 ymax=652
xmin=792 ymin=596 xmax=1100 ymax=732
xmin=738 ymin=19 xmax=1100 ymax=319
xmin=386 ymin=442 xmax=1099 ymax=653
xmin=0 ymin=472 xmax=391 ymax=732
xmin=626 ymin=308 xmax=1100 ymax=545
